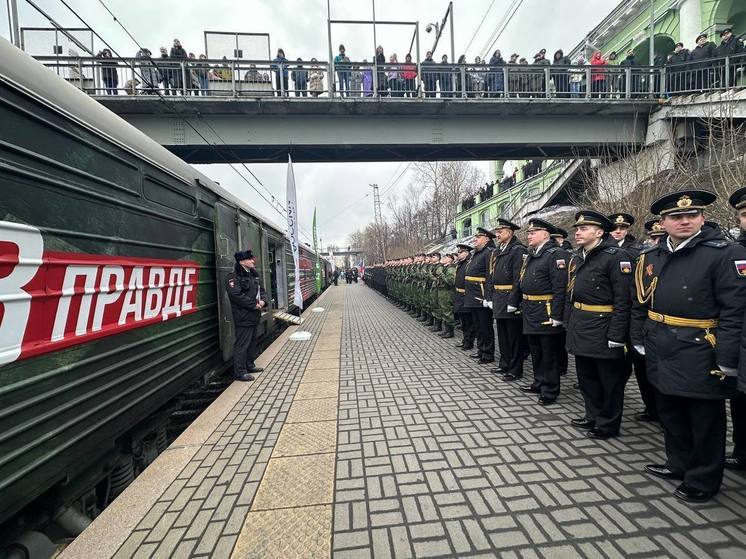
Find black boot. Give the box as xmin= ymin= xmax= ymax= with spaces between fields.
xmin=417 ymin=311 xmax=427 ymax=322
xmin=429 ymin=319 xmax=442 ymax=332
xmin=440 ymin=326 xmax=455 ymax=338
xmin=426 ymin=315 xmax=434 ymax=326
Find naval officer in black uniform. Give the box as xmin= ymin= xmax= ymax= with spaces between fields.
xmin=518 ymin=219 xmax=568 ymax=405
xmin=631 ymin=190 xmax=746 ymax=502
xmin=728 ymin=186 xmax=746 ymax=471
xmin=464 ymin=227 xmax=496 ymax=364
xmin=454 ymin=243 xmax=476 ymax=350
xmin=609 ymin=212 xmax=658 ymax=423
xmin=565 ymin=211 xmax=632 ymax=439
xmin=487 ymin=219 xmax=527 ymax=381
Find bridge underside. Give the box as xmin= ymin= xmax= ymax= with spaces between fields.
xmin=99 ymin=98 xmax=653 ymax=163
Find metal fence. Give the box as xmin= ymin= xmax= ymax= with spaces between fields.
xmin=33 ymin=54 xmax=746 ymax=100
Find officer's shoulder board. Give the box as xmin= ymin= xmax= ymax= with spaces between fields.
xmin=639 ymin=245 xmax=658 ymax=255
xmin=702 ymin=240 xmax=729 ymax=249
xmin=602 ymin=246 xmax=619 ymax=254
xmin=545 ymin=246 xmax=559 ymax=254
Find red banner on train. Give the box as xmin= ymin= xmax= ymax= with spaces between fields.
xmin=0 ymin=221 xmax=199 ymax=365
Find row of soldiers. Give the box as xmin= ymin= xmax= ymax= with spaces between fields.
xmin=367 ymin=186 xmax=746 ymax=504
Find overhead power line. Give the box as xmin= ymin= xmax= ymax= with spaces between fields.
xmin=462 ymin=0 xmax=498 ymax=55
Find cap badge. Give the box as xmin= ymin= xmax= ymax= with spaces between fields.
xmin=677 ymin=195 xmax=692 ymax=208
xmin=577 ymin=215 xmax=585 ymax=223
xmin=615 ymin=215 xmax=625 ymax=224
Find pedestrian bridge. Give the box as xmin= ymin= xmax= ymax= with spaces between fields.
xmin=37 ymin=54 xmax=746 ymax=163
xmin=96 ymin=97 xmax=653 ymax=163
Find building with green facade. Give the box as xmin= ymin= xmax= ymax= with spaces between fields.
xmin=453 ymin=0 xmax=744 ymax=237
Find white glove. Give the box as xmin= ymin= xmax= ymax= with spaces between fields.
xmin=550 ymin=319 xmax=563 ymax=327
xmin=718 ymin=364 xmax=737 ymax=375
xmin=487 ymin=301 xmax=493 ymax=309
xmin=633 ymin=345 xmax=645 ymax=355
xmin=506 ymin=305 xmax=518 ymax=313
xmin=482 ymin=299 xmax=490 ymax=308
xmin=607 ymin=340 xmax=625 ymax=348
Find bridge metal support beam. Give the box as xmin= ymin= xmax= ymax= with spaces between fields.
xmin=120 ymin=112 xmax=648 ymax=164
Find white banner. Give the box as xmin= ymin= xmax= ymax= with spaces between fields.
xmin=286 ymin=155 xmax=303 ymax=309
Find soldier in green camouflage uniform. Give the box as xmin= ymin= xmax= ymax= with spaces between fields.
xmin=438 ymin=253 xmax=456 ymax=338
xmin=427 ymin=253 xmax=443 ymax=332
xmin=417 ymin=254 xmax=430 ymax=323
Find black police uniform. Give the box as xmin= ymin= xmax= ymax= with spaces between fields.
xmin=225 ymin=261 xmax=270 ymax=378
xmin=464 ymin=233 xmax=496 ymax=362
xmin=487 ymin=235 xmax=527 ymax=379
xmin=631 ymin=195 xmax=746 ymax=497
xmin=519 ymin=233 xmax=568 ymax=402
xmin=454 ymin=250 xmax=476 ymax=349
xmin=565 ymin=228 xmax=632 ymax=437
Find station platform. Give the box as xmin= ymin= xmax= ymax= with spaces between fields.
xmin=61 ymin=283 xmax=746 ymax=558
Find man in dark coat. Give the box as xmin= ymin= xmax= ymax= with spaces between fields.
xmin=422 ymin=51 xmax=438 ymax=97
xmin=551 ymin=49 xmax=572 ymax=97
xmin=454 ymin=244 xmax=476 ymax=350
xmin=689 ymin=33 xmax=716 ymax=90
xmin=550 ymin=228 xmax=572 ymax=377
xmin=565 ymin=211 xmax=632 ymax=439
xmin=631 ymin=190 xmax=746 ymax=502
xmin=487 ymin=219 xmax=527 ymax=381
xmin=225 ymin=250 xmax=270 ymax=381
xmin=667 ymin=42 xmax=690 ymax=94
xmin=609 ymin=212 xmax=657 ymax=422
xmin=728 ymin=186 xmax=746 ymax=471
xmin=518 ymin=219 xmax=568 ymax=405
xmin=464 ymin=227 xmax=496 ymax=364
xmin=714 ymin=28 xmax=744 ymax=87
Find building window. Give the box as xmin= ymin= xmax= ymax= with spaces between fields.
xmin=463 ymin=217 xmax=472 ymax=237
xmin=480 ymin=210 xmax=490 ymax=228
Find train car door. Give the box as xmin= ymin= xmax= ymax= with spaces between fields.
xmin=268 ymin=236 xmax=288 ymax=310
xmin=214 ymin=201 xmax=239 ymax=361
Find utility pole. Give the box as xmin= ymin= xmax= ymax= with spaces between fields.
xmin=370 ymin=183 xmax=386 ymax=261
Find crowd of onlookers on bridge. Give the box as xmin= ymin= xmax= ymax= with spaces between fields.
xmin=93 ymin=28 xmax=743 ymax=98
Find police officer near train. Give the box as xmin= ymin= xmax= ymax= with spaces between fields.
xmin=727 ymin=186 xmax=746 ymax=471
xmin=631 ymin=190 xmax=746 ymax=502
xmin=609 ymin=212 xmax=658 ymax=422
xmin=225 ymin=250 xmax=270 ymax=382
xmin=454 ymin=244 xmax=477 ymax=350
xmin=565 ymin=211 xmax=632 ymax=439
xmin=518 ymin=219 xmax=568 ymax=405
xmin=487 ymin=219 xmax=526 ymax=381
xmin=464 ymin=227 xmax=496 ymax=364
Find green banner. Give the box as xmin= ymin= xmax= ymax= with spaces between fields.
xmin=313 ymin=207 xmax=321 ymax=293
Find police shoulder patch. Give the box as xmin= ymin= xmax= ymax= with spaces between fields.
xmin=734 ymin=260 xmax=746 ymax=277
xmin=619 ymin=261 xmax=632 ymax=274
xmin=556 ymin=259 xmax=566 ymax=269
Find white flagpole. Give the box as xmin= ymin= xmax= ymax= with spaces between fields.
xmin=286 ymin=155 xmax=304 ymax=314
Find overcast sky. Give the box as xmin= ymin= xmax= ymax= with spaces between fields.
xmin=1 ymin=0 xmax=610 ymax=249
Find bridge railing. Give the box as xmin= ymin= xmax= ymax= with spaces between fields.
xmin=31 ymin=55 xmax=746 ymax=100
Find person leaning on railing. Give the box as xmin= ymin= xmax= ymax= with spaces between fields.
xmin=569 ymin=54 xmax=586 ymax=97
xmin=361 ymin=60 xmax=373 ymax=97
xmin=291 ymin=58 xmax=308 ymax=97
xmin=387 ymin=54 xmax=403 ymax=97
xmin=308 ymin=58 xmax=324 ymax=97
xmin=96 ymin=49 xmax=118 ymax=95
xmin=401 ymin=54 xmax=417 ymax=98
xmin=439 ymin=54 xmax=453 ymax=98
xmin=136 ymin=48 xmax=160 ymax=94
xmin=194 ymin=54 xmax=210 ymax=95
xmin=422 ymin=51 xmax=437 ymax=98
xmin=272 ymin=48 xmax=289 ymax=96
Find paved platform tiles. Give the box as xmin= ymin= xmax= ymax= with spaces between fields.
xmin=60 ymin=283 xmax=746 ymax=558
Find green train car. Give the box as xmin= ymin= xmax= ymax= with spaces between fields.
xmin=0 ymin=38 xmax=329 ymax=540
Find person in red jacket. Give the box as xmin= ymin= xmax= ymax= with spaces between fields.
xmin=402 ymin=53 xmax=418 ymax=97
xmin=590 ymin=51 xmax=608 ymax=97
